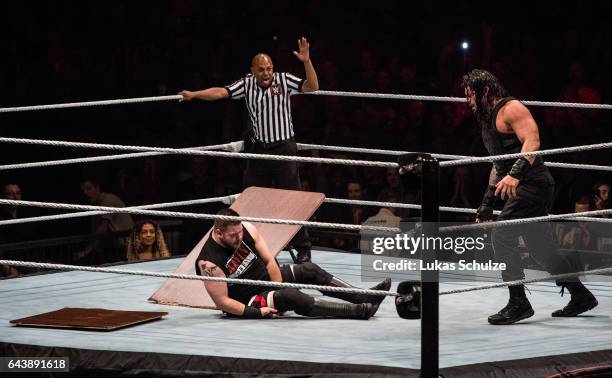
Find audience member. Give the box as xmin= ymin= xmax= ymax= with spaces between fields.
xmin=559 ymin=196 xmax=598 ymax=250
xmin=592 ymin=181 xmax=610 ymax=212
xmin=76 ymin=178 xmax=135 ymax=263
xmin=126 ymin=219 xmax=170 ymax=262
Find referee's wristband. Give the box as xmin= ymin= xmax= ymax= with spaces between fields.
xmin=242 ymin=306 xmax=263 ymax=319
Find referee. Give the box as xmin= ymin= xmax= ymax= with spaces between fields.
xmin=179 ymin=37 xmax=319 ymax=263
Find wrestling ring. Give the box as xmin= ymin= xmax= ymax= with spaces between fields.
xmin=1 ymin=90 xmax=612 ymax=377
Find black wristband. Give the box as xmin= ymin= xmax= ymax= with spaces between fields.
xmin=508 ymin=157 xmax=530 ymax=180
xmin=482 ymin=185 xmax=497 ymax=207
xmin=242 ymin=306 xmax=263 ymax=319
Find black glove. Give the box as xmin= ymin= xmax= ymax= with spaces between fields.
xmin=508 ymin=157 xmax=530 ymax=180
xmin=476 ymin=203 xmax=494 ymax=222
xmin=242 ymin=305 xmax=264 ymax=318
xmin=477 ymin=185 xmax=497 ymax=222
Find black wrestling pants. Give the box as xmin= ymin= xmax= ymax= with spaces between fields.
xmin=492 ymin=182 xmax=579 ymax=282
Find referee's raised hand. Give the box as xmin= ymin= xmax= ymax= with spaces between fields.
xmin=293 ymin=37 xmax=310 ymax=62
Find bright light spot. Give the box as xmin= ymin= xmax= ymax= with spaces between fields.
xmin=461 ymin=41 xmax=469 ymax=50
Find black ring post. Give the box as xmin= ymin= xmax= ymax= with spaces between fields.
xmin=421 ymin=156 xmax=440 ymax=377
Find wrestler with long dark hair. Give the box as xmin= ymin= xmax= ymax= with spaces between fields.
xmin=462 ymin=69 xmax=598 ymax=325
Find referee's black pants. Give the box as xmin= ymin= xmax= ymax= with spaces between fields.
xmin=492 ymin=181 xmax=579 ymax=282
xmin=243 ymin=138 xmax=312 ymax=254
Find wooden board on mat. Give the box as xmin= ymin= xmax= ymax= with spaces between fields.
xmin=10 ymin=308 xmax=168 ymax=331
xmin=148 ymin=186 xmax=325 ymax=309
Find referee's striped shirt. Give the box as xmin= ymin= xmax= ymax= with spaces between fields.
xmin=224 ymin=72 xmax=304 ymax=144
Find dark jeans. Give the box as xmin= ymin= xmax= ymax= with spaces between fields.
xmin=493 ymin=182 xmax=578 ymax=282
xmin=243 ymin=138 xmax=311 ymax=254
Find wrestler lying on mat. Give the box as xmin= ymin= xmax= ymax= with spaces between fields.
xmin=195 ymin=208 xmax=391 ymax=319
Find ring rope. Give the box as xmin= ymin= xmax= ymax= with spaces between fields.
xmin=0 ymin=141 xmax=245 ymax=171
xmin=2 ymin=136 xmax=610 ymax=170
xmin=439 ymin=141 xmax=612 ymax=167
xmin=2 ymin=139 xmax=609 ymax=173
xmin=0 ymin=195 xmax=238 ymax=226
xmin=0 ymin=259 xmax=395 ymax=296
xmin=3 ymin=194 xmax=611 ymax=227
xmin=325 ymin=198 xmax=612 ymax=223
xmin=1 ymin=92 xmax=610 ymax=113
xmin=308 ymin=90 xmax=612 ymax=109
xmin=0 ymin=199 xmax=399 ymax=232
xmin=441 ymin=208 xmax=612 ymax=233
xmin=298 ymin=143 xmax=612 ymax=172
xmin=1 ymin=199 xmax=610 ymax=232
xmin=0 ymin=95 xmax=183 ymax=113
xmin=1 ymin=259 xmax=610 ymax=298
xmin=0 ymin=137 xmax=396 ymax=168
xmin=440 ymin=266 xmax=612 ymax=296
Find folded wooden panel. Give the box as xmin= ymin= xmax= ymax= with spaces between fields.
xmin=149 ymin=187 xmax=325 ymax=309
xmin=10 ymin=308 xmax=168 ymax=331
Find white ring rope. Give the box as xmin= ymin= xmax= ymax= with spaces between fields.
xmin=2 ymin=198 xmax=610 ymax=232
xmin=325 ymin=197 xmax=496 ymax=215
xmin=0 ymin=259 xmax=394 ymax=297
xmin=1 ymin=137 xmax=611 ymax=170
xmin=0 ymin=95 xmax=183 ymax=113
xmin=1 ymin=259 xmax=610 ymax=297
xmin=439 ymin=141 xmax=612 ymax=167
xmin=0 ymin=137 xmax=396 ymax=169
xmin=2 ymin=139 xmax=609 ymax=173
xmin=298 ymin=143 xmax=612 ymax=172
xmin=324 ymin=198 xmax=612 ymax=224
xmin=0 ymin=141 xmax=245 ymax=171
xmin=1 ymin=143 xmax=244 ymax=170
xmin=2 ymin=92 xmax=610 ymax=112
xmin=308 ymin=90 xmax=612 ymax=109
xmin=441 ymin=208 xmax=612 ymax=233
xmin=0 ymin=199 xmax=398 ymax=232
xmin=0 ymin=195 xmax=238 ymax=226
xmin=440 ymin=266 xmax=612 ymax=296
xmin=3 ymin=194 xmax=611 ymax=227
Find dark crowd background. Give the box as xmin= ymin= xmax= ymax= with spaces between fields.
xmin=0 ymin=1 xmax=610 ymax=264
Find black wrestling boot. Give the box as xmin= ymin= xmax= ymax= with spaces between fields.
xmin=323 ymin=277 xmax=392 ymax=309
xmin=306 ymin=298 xmax=377 ymax=319
xmin=552 ymin=281 xmax=598 ymax=317
xmin=296 ymin=250 xmax=311 ymax=264
xmin=488 ymin=285 xmax=534 ymax=325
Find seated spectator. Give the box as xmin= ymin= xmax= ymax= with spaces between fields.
xmin=359 ymin=190 xmax=402 ymax=256
xmin=126 ymin=219 xmax=170 ymax=262
xmin=380 ymin=167 xmax=419 ymax=219
xmin=0 ymin=182 xmax=22 ymax=221
xmin=0 ymin=264 xmax=19 ymax=278
xmin=328 ymin=179 xmax=373 ymax=251
xmin=592 ymin=181 xmax=610 ymax=212
xmin=1 ymin=182 xmax=35 ymax=277
xmin=559 ymin=196 xmax=598 ymax=250
xmin=0 ymin=181 xmax=40 ymax=243
xmin=362 ymin=190 xmax=401 ymax=228
xmin=76 ymin=178 xmax=134 ymax=264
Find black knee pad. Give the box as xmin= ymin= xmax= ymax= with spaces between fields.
xmin=273 ymin=288 xmax=315 ymax=315
xmin=291 ymin=262 xmax=332 ymax=285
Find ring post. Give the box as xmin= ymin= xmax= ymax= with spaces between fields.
xmin=421 ymin=156 xmax=440 ymax=377
xmin=397 ymin=153 xmax=440 ymax=377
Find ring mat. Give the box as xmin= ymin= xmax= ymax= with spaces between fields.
xmin=10 ymin=307 xmax=168 ymax=331
xmin=149 ymin=186 xmax=325 ymax=309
